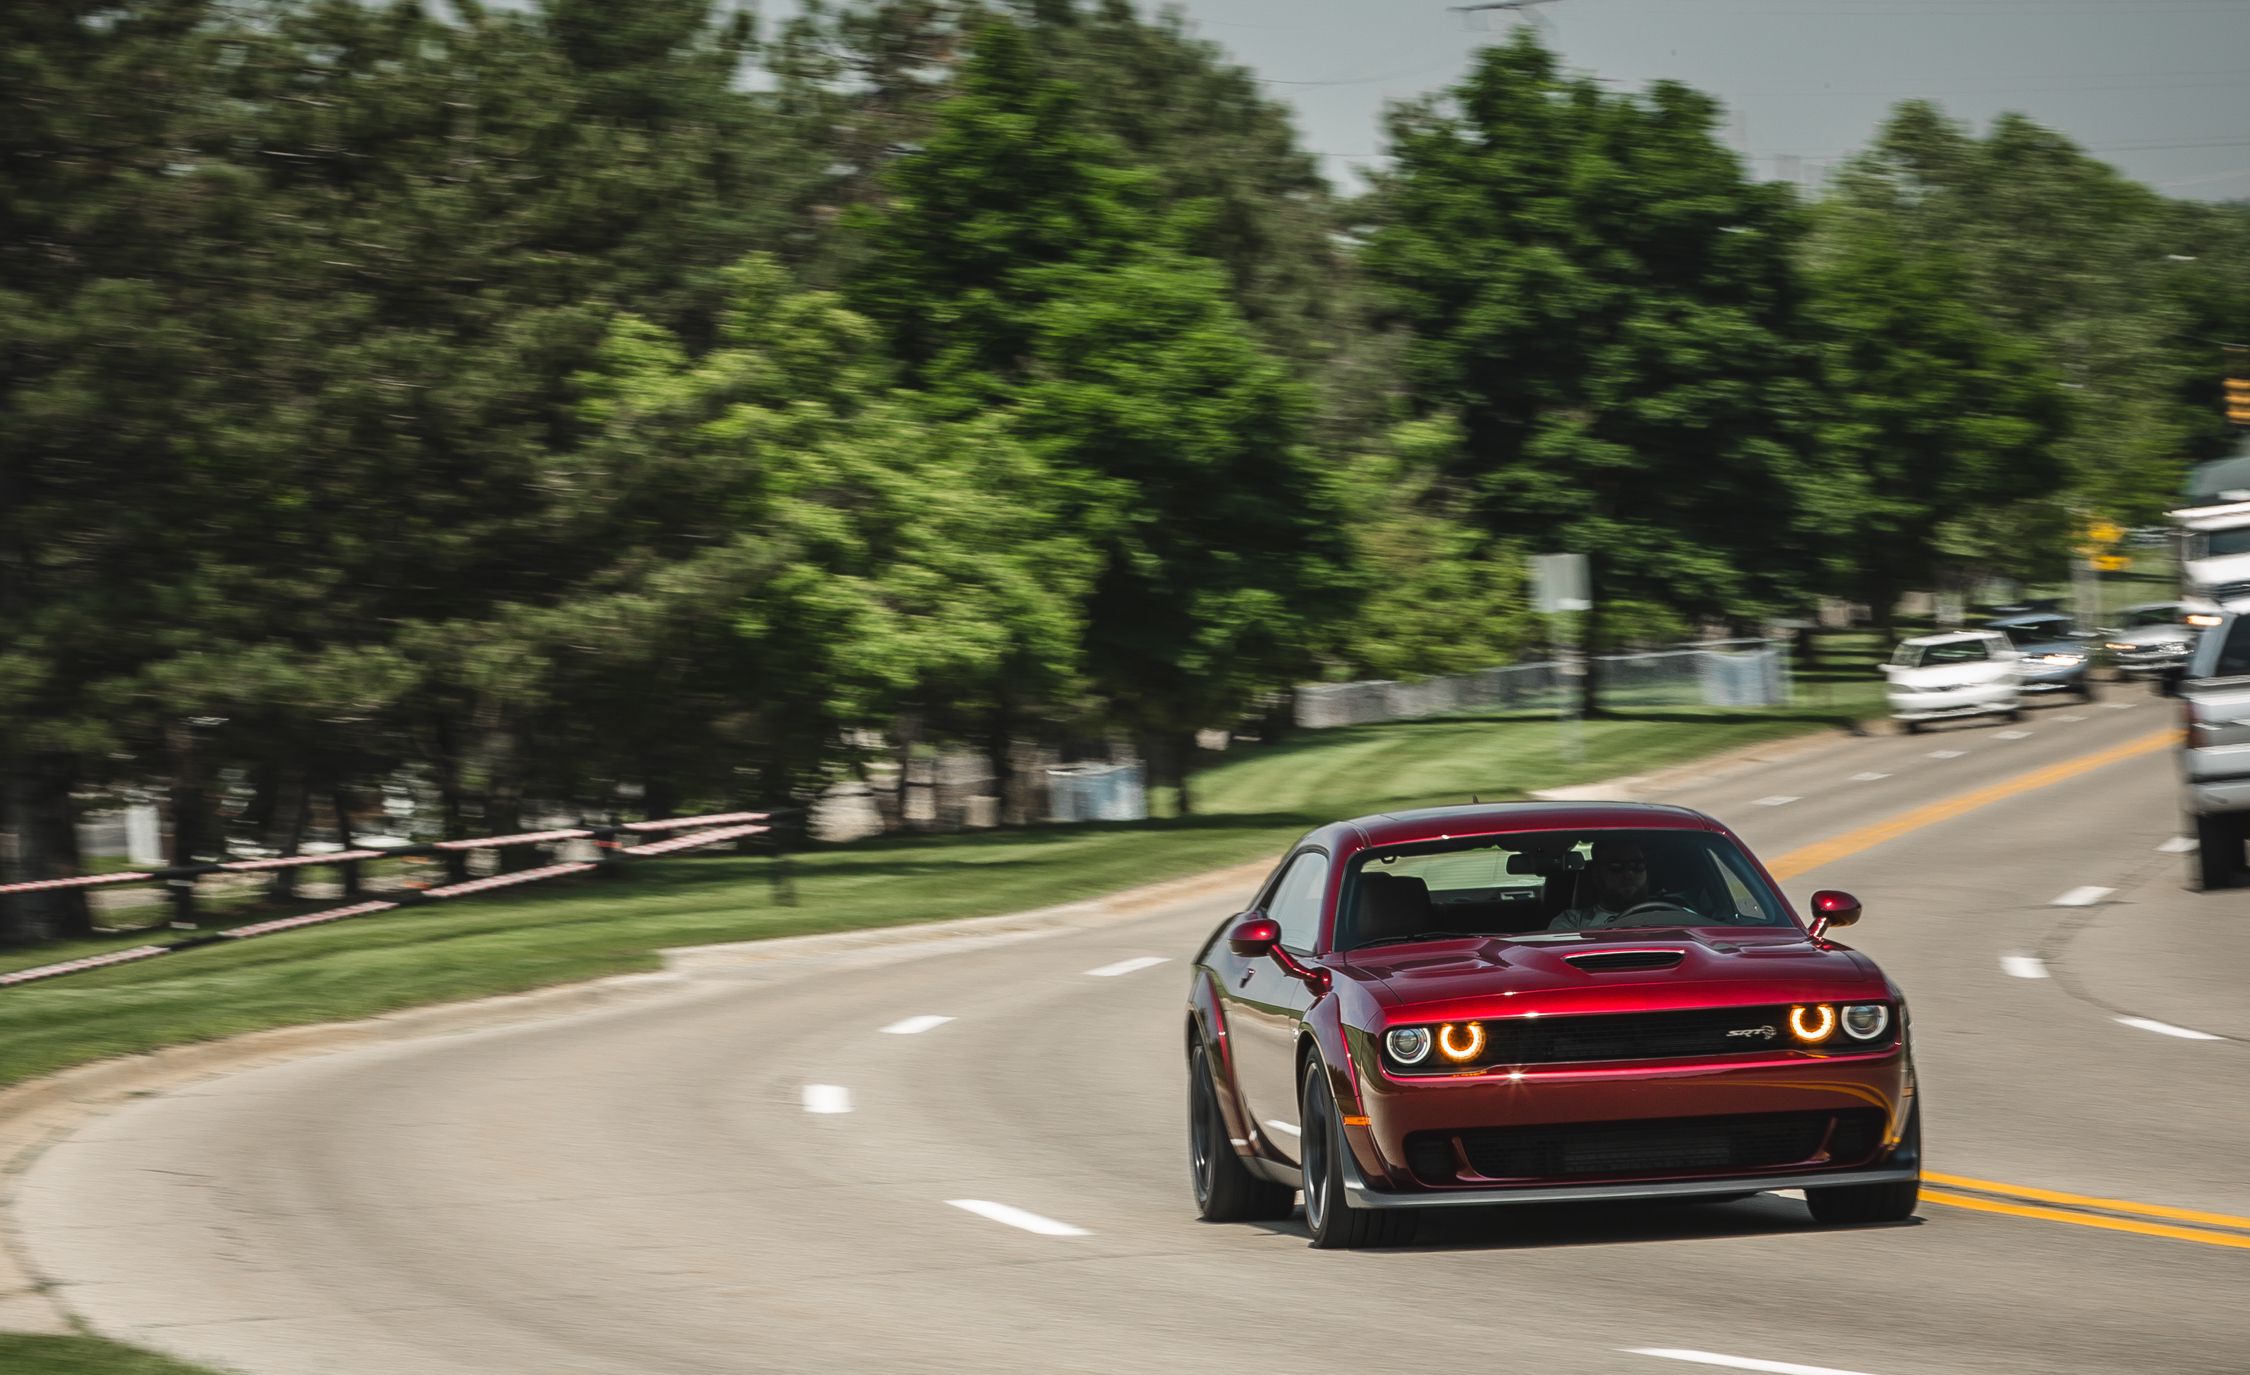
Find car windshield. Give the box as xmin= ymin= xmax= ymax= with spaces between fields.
xmin=1339 ymin=828 xmax=1792 ymax=950
xmin=2123 ymin=607 xmax=2181 ymax=629
xmin=1893 ymin=640 xmax=1986 ymax=667
xmin=1996 ymin=620 xmax=2068 ymax=646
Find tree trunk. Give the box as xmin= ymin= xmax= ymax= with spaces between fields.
xmin=1173 ymin=732 xmax=1195 ymax=818
xmin=985 ymin=702 xmax=1015 ymax=827
xmin=14 ymin=755 xmax=92 ymax=940
xmin=167 ymin=722 xmax=215 ymax=868
xmin=430 ymin=716 xmax=470 ymax=883
xmin=330 ymin=782 xmax=364 ymax=899
xmin=266 ymin=767 xmax=310 ymax=901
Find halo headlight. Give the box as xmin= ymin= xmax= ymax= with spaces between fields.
xmin=1788 ymin=1004 xmax=1836 ymax=1043
xmin=1841 ymin=1003 xmax=1891 ymax=1040
xmin=1436 ymin=1021 xmax=1486 ymax=1063
xmin=1385 ymin=1026 xmax=1431 ymax=1064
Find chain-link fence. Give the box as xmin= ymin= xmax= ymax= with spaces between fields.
xmin=1045 ymin=762 xmax=1147 ymax=822
xmin=1294 ymin=639 xmax=1791 ymax=729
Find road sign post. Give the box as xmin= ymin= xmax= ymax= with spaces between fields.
xmin=1532 ymin=555 xmax=1591 ymax=764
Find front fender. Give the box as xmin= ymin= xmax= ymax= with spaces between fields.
xmin=1300 ymin=992 xmax=1402 ymax=1187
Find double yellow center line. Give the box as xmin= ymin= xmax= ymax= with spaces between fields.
xmin=1923 ymin=1173 xmax=2250 ymax=1251
xmin=1765 ymin=727 xmax=2175 ymax=881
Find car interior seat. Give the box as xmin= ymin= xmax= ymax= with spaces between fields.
xmin=1352 ymin=871 xmax=1434 ymax=945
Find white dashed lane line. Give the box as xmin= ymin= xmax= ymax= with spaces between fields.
xmin=946 ymin=1200 xmax=1090 ymax=1236
xmin=881 ymin=1015 xmax=954 ymax=1035
xmin=1264 ymin=1119 xmax=1301 ymax=1138
xmin=2102 ymin=701 xmax=2135 ymax=710
xmin=1086 ymin=956 xmax=1169 ymax=978
xmin=1927 ymin=750 xmax=1965 ymax=759
xmin=1995 ymin=730 xmax=2031 ymax=740
xmin=1626 ymin=1350 xmax=1879 ymax=1375
xmin=1848 ymin=772 xmax=1890 ymax=782
xmin=2001 ymin=955 xmax=2049 ymax=979
xmin=1752 ymin=795 xmax=1799 ymax=807
xmin=2117 ymin=1016 xmax=2224 ymax=1042
xmin=2052 ymin=886 xmax=2113 ymax=907
xmin=2055 ymin=713 xmax=2085 ymax=722
xmin=802 ymin=1085 xmax=852 ymax=1114
xmin=2159 ymin=836 xmax=2198 ymax=853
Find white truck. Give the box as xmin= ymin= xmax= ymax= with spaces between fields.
xmin=2170 ymin=608 xmax=2250 ymax=888
xmin=2171 ymin=453 xmax=2250 ymax=615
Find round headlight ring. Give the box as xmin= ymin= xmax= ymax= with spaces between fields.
xmin=1788 ymin=1003 xmax=1836 ymax=1043
xmin=1841 ymin=1002 xmax=1891 ymax=1041
xmin=1436 ymin=1021 xmax=1486 ymax=1063
xmin=1385 ymin=1026 xmax=1431 ymax=1065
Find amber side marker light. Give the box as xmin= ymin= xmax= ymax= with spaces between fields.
xmin=1789 ymin=1004 xmax=1836 ymax=1043
xmin=1437 ymin=1022 xmax=1486 ymax=1063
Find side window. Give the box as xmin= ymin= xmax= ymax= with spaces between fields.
xmin=2216 ymin=619 xmax=2250 ymax=678
xmin=1267 ymin=851 xmax=1331 ymax=953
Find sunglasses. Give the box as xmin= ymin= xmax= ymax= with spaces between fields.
xmin=1600 ymin=860 xmax=1647 ymax=873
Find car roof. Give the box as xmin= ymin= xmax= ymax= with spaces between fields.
xmin=1985 ymin=612 xmax=2070 ymax=628
xmin=1336 ymin=801 xmax=1717 ymax=850
xmin=1900 ymin=630 xmax=1995 ymax=646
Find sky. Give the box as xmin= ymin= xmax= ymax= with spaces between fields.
xmin=1153 ymin=0 xmax=2250 ymax=198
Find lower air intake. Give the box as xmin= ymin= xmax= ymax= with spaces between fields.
xmin=1410 ymin=1109 xmax=1889 ymax=1185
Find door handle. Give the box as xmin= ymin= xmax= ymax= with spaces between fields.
xmin=1238 ymin=967 xmax=1254 ymax=988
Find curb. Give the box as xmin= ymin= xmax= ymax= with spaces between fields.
xmin=0 ymin=855 xmax=1271 ymax=1336
xmin=1530 ymin=718 xmax=1873 ymax=802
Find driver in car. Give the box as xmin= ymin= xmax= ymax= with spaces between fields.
xmin=1550 ymin=837 xmax=1661 ymax=929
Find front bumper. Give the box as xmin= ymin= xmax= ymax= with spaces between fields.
xmin=1341 ymin=1157 xmax=1917 ymax=1209
xmin=1344 ymin=1049 xmax=1912 ymax=1201
xmin=2116 ymin=649 xmax=2190 ymax=678
xmin=1888 ymin=695 xmax=2007 ymax=721
xmin=2186 ymin=774 xmax=2250 ymax=815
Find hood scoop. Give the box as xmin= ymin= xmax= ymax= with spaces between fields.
xmin=1564 ymin=949 xmax=1686 ymax=973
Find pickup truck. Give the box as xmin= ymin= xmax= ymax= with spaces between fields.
xmin=2170 ymin=609 xmax=2250 ymax=888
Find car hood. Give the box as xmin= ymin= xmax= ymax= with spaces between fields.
xmin=1343 ymin=926 xmax=1884 ymax=1021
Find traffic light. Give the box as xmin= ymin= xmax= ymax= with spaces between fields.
xmin=2228 ymin=376 xmax=2250 ymax=426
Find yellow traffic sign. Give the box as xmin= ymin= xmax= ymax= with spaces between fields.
xmin=2093 ymin=553 xmax=2130 ymax=573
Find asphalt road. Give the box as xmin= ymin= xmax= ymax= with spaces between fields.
xmin=16 ymin=686 xmax=2250 ymax=1375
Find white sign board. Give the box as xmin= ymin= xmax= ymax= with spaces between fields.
xmin=1531 ymin=553 xmax=1590 ymax=614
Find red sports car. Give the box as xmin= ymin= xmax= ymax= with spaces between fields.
xmin=1185 ymin=802 xmax=1918 ymax=1248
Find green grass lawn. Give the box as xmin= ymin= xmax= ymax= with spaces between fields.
xmin=0 ymin=682 xmax=1880 ymax=1094
xmin=0 ymin=1335 xmax=228 ymax=1375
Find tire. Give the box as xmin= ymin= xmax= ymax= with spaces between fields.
xmin=1300 ymin=1057 xmax=1418 ymax=1249
xmin=1805 ymin=1103 xmax=1920 ymax=1226
xmin=2004 ymin=702 xmax=2025 ymax=722
xmin=2192 ymin=812 xmax=2240 ymax=892
xmin=2077 ymin=675 xmax=2099 ymax=702
xmin=1900 ymin=719 xmax=1922 ymax=736
xmin=1188 ymin=1042 xmax=1294 ymax=1223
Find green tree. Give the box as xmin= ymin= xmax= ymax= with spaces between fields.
xmin=1363 ymin=35 xmax=1819 ymax=709
xmin=1802 ymin=213 xmax=2068 ymax=626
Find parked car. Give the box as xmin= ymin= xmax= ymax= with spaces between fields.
xmin=1984 ymin=611 xmax=2096 ymax=701
xmin=1185 ymin=803 xmax=1918 ymax=1248
xmin=2170 ymin=610 xmax=2250 ymax=889
xmin=1882 ymin=630 xmax=2023 ymax=732
xmin=2100 ymin=602 xmax=2207 ymax=681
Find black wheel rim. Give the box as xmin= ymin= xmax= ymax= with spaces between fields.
xmin=1303 ymin=1087 xmax=1330 ymax=1232
xmin=1189 ymin=1053 xmax=1215 ymax=1206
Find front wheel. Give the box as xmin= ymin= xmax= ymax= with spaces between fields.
xmin=1301 ymin=1058 xmax=1417 ymax=1249
xmin=2192 ymin=812 xmax=2241 ymax=892
xmin=2077 ymin=675 xmax=2099 ymax=702
xmin=1189 ymin=1042 xmax=1294 ymax=1222
xmin=1900 ymin=718 xmax=1923 ymax=736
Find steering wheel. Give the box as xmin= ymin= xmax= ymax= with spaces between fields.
xmin=1615 ymin=899 xmax=1700 ymax=922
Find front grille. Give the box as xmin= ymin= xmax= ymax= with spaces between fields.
xmin=1408 ymin=1109 xmax=1888 ymax=1184
xmin=1404 ymin=1008 xmax=1899 ymax=1071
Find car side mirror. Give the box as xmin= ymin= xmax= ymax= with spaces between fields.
xmin=1228 ymin=915 xmax=1281 ymax=958
xmin=1809 ymin=890 xmax=1861 ymax=936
